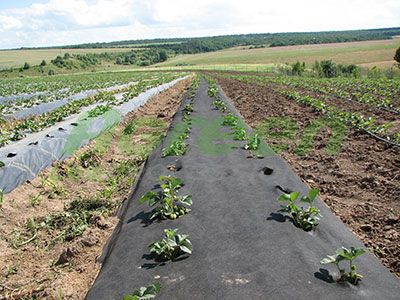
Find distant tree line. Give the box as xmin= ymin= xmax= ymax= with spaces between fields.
xmin=21 ymin=27 xmax=400 ymax=54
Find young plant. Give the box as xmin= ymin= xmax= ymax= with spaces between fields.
xmin=321 ymin=247 xmax=366 ymax=285
xmin=0 ymin=188 xmax=3 ymax=207
xmin=162 ymin=139 xmax=187 ymax=157
xmin=278 ymin=188 xmax=321 ymax=231
xmin=244 ymin=133 xmax=261 ymax=150
xmin=149 ymin=229 xmax=192 ymax=261
xmin=233 ymin=126 xmax=247 ymax=141
xmin=139 ymin=176 xmax=192 ymax=220
xmin=183 ymin=103 xmax=193 ymax=114
xmin=162 ymin=127 xmax=190 ymax=157
xmin=213 ymin=100 xmax=226 ymax=112
xmin=123 ymin=282 xmax=161 ymax=300
xmin=222 ymin=113 xmax=238 ymax=126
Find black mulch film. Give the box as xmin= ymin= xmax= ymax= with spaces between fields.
xmin=86 ymin=78 xmax=400 ymax=300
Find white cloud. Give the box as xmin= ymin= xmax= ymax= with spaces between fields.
xmin=0 ymin=15 xmax=22 ymax=31
xmin=0 ymin=0 xmax=399 ymax=48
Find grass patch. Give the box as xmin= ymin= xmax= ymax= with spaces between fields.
xmin=255 ymin=117 xmax=299 ymax=153
xmin=295 ymin=118 xmax=347 ymax=156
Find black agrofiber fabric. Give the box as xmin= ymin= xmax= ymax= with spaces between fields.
xmin=86 ymin=79 xmax=400 ymax=300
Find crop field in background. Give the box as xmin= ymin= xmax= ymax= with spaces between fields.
xmin=155 ymin=38 xmax=400 ymax=69
xmin=0 ymin=47 xmax=133 ymax=69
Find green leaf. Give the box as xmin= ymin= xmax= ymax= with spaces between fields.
xmin=278 ymin=194 xmax=291 ymax=202
xmin=308 ymin=188 xmax=319 ymax=201
xmin=139 ymin=191 xmax=158 ymax=204
xmin=180 ymin=195 xmax=192 ymax=206
xmin=290 ymin=191 xmax=300 ymax=201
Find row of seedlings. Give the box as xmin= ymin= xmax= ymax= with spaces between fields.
xmin=0 ymin=73 xmax=183 ymax=147
xmin=207 ymin=74 xmax=366 ymax=286
xmin=124 ymin=76 xmax=200 ymax=299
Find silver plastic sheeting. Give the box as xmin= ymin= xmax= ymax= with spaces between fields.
xmin=6 ymin=82 xmax=138 ymax=120
xmin=0 ymin=76 xmax=187 ymax=194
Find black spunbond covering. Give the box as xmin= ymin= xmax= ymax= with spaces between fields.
xmin=86 ymin=79 xmax=400 ymax=300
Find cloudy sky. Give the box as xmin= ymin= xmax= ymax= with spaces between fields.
xmin=0 ymin=0 xmax=399 ymax=49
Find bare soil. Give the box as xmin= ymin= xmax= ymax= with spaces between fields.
xmin=214 ymin=75 xmax=400 ymax=277
xmin=0 ymin=77 xmax=192 ymax=300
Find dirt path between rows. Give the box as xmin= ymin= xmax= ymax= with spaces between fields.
xmin=0 ymin=77 xmax=192 ymax=300
xmin=215 ymin=75 xmax=400 ymax=277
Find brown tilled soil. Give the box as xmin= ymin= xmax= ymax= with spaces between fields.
xmin=215 ymin=75 xmax=400 ymax=278
xmin=0 ymin=77 xmax=192 ymax=300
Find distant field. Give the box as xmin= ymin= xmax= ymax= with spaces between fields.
xmin=0 ymin=48 xmax=132 ymax=69
xmin=155 ymin=39 xmax=400 ymax=69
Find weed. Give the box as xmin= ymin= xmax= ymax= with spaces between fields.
xmin=149 ymin=229 xmax=192 ymax=261
xmin=123 ymin=120 xmax=137 ymax=135
xmin=43 ymin=178 xmax=64 ymax=199
xmin=321 ymin=247 xmax=366 ymax=285
xmin=244 ymin=133 xmax=261 ymax=150
xmin=123 ymin=282 xmax=161 ymax=300
xmin=79 ymin=148 xmax=102 ymax=168
xmin=139 ymin=176 xmax=192 ymax=220
xmin=16 ymin=197 xmax=114 ymax=246
xmin=5 ymin=264 xmax=18 ymax=277
xmin=278 ymin=188 xmax=321 ymax=231
xmin=29 ymin=194 xmax=42 ymax=207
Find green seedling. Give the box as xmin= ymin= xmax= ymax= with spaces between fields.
xmin=149 ymin=229 xmax=192 ymax=261
xmin=139 ymin=176 xmax=192 ymax=220
xmin=0 ymin=188 xmax=3 ymax=207
xmin=87 ymin=104 xmax=112 ymax=118
xmin=123 ymin=282 xmax=161 ymax=300
xmin=213 ymin=100 xmax=226 ymax=112
xmin=0 ymin=160 xmax=4 ymax=168
xmin=183 ymin=103 xmax=194 ymax=114
xmin=321 ymin=247 xmax=366 ymax=285
xmin=208 ymin=85 xmax=218 ymax=98
xmin=162 ymin=139 xmax=187 ymax=157
xmin=244 ymin=133 xmax=261 ymax=150
xmin=162 ymin=127 xmax=190 ymax=157
xmin=278 ymin=188 xmax=321 ymax=231
xmin=233 ymin=126 xmax=247 ymax=141
xmin=222 ymin=113 xmax=238 ymax=126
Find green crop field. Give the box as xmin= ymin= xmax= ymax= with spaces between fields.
xmin=154 ymin=38 xmax=400 ymax=69
xmin=0 ymin=48 xmax=132 ymax=69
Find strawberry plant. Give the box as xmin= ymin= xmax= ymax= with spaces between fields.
xmin=278 ymin=188 xmax=321 ymax=231
xmin=222 ymin=113 xmax=238 ymax=127
xmin=149 ymin=228 xmax=192 ymax=261
xmin=213 ymin=100 xmax=226 ymax=112
xmin=183 ymin=103 xmax=193 ymax=114
xmin=162 ymin=139 xmax=187 ymax=156
xmin=87 ymin=104 xmax=111 ymax=118
xmin=321 ymin=247 xmax=366 ymax=285
xmin=139 ymin=176 xmax=192 ymax=220
xmin=233 ymin=126 xmax=247 ymax=140
xmin=244 ymin=133 xmax=261 ymax=150
xmin=123 ymin=282 xmax=161 ymax=300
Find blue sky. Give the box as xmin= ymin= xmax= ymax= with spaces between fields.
xmin=0 ymin=0 xmax=399 ymax=49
